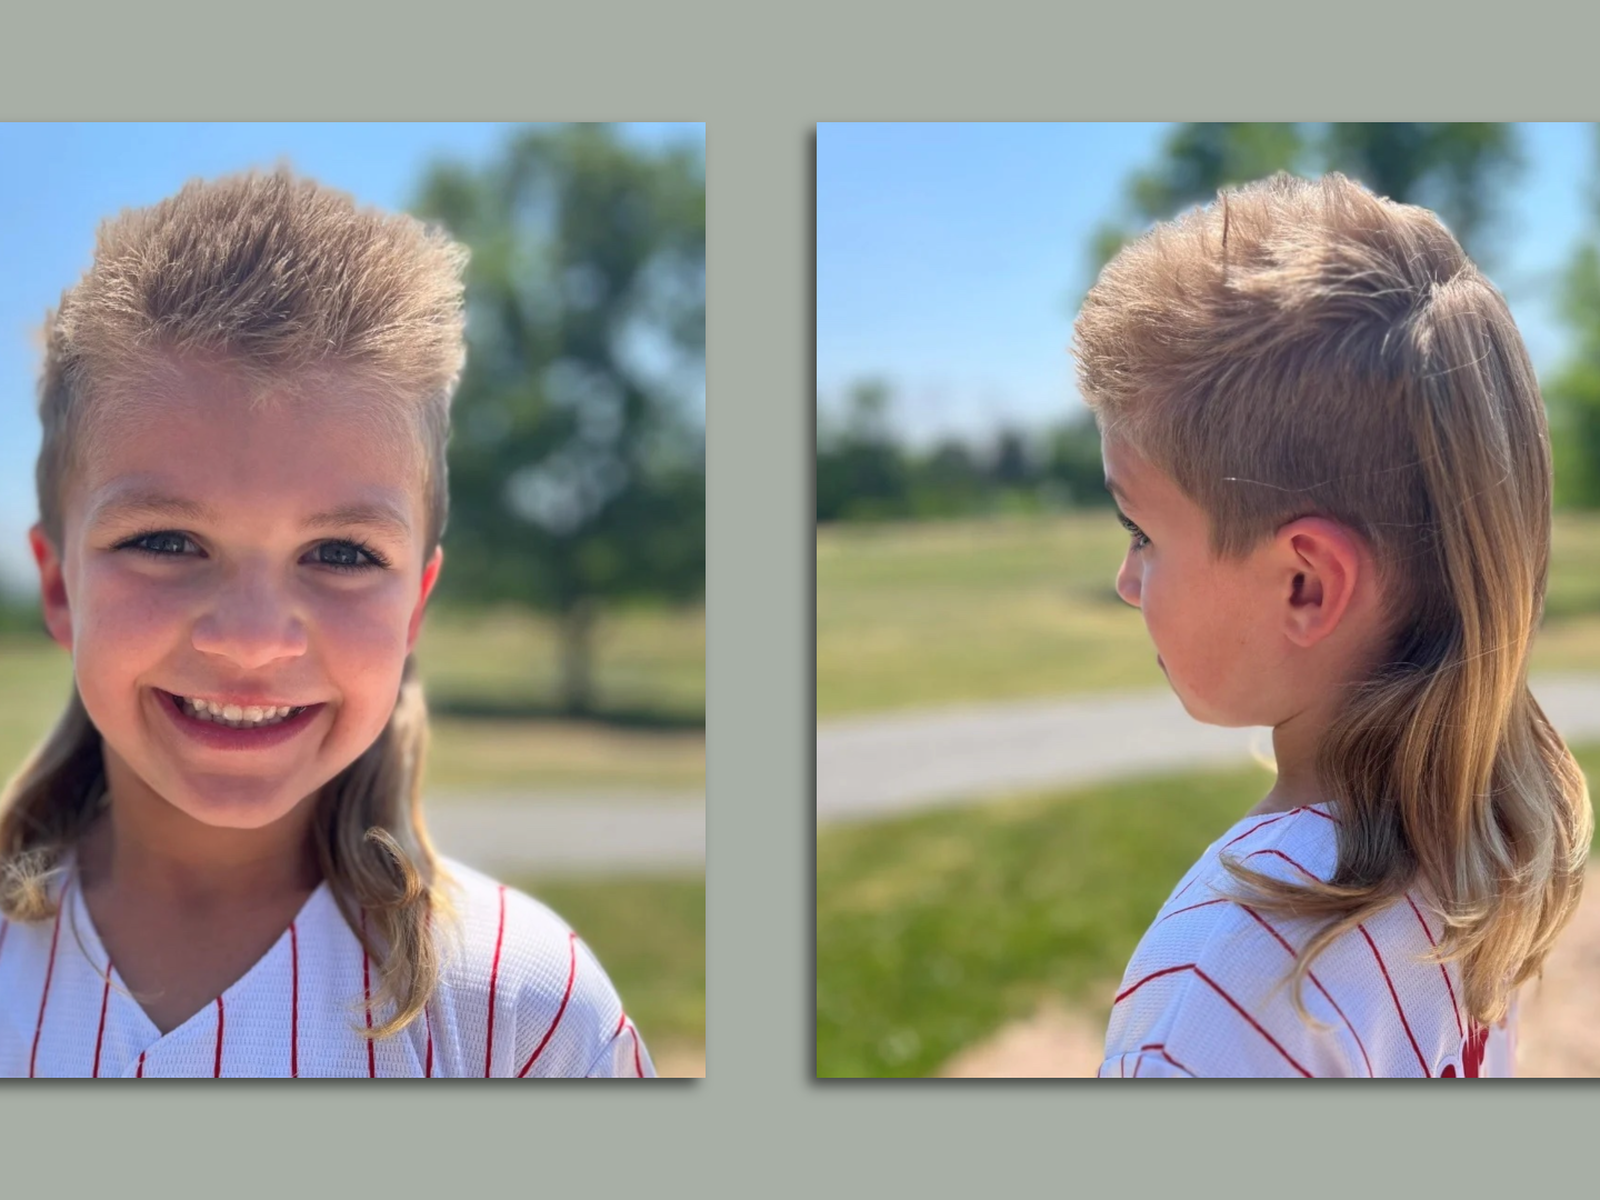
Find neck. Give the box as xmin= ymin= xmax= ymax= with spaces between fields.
xmin=79 ymin=750 xmax=322 ymax=907
xmin=1249 ymin=701 xmax=1337 ymax=818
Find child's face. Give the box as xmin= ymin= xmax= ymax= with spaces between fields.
xmin=1101 ymin=435 xmax=1296 ymax=728
xmin=31 ymin=360 xmax=441 ymax=831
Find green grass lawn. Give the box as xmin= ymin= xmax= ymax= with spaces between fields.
xmin=818 ymin=511 xmax=1600 ymax=719
xmin=815 ymin=742 xmax=1600 ymax=1079
xmin=513 ymin=872 xmax=704 ymax=1053
xmin=0 ymin=602 xmax=705 ymax=797
xmin=418 ymin=603 xmax=705 ymax=724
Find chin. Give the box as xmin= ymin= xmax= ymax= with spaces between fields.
xmin=162 ymin=774 xmax=320 ymax=831
xmin=1170 ymin=686 xmax=1256 ymax=729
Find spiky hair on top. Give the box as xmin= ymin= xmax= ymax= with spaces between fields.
xmin=36 ymin=166 xmax=468 ymax=550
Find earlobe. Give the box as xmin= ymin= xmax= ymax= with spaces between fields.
xmin=28 ymin=524 xmax=72 ymax=650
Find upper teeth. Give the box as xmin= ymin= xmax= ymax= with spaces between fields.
xmin=180 ymin=697 xmax=301 ymax=727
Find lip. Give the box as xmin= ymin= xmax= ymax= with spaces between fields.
xmin=154 ymin=688 xmax=325 ymax=752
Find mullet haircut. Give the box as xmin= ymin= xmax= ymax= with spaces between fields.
xmin=1074 ymin=173 xmax=1590 ymax=1026
xmin=6 ymin=167 xmax=470 ymax=1040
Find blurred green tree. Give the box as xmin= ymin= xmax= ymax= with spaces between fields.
xmin=1088 ymin=123 xmax=1307 ymax=275
xmin=816 ymin=381 xmax=913 ymax=522
xmin=1545 ymin=127 xmax=1600 ymax=510
xmin=1089 ymin=122 xmax=1522 ymax=279
xmin=415 ymin=124 xmax=705 ymax=717
xmin=1318 ymin=123 xmax=1521 ymax=260
xmin=1042 ymin=416 xmax=1115 ymax=510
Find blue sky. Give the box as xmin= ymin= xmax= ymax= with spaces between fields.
xmin=0 ymin=121 xmax=703 ymax=592
xmin=817 ymin=122 xmax=1595 ymax=446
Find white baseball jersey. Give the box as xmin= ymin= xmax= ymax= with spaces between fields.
xmin=0 ymin=857 xmax=654 ymax=1078
xmin=1101 ymin=804 xmax=1513 ymax=1078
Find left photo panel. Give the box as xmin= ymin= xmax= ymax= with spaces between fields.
xmin=0 ymin=121 xmax=705 ymax=1078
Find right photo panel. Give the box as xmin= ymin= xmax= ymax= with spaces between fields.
xmin=816 ymin=121 xmax=1600 ymax=1078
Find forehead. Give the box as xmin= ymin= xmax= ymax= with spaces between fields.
xmin=1101 ymin=434 xmax=1164 ymax=503
xmin=71 ymin=359 xmax=426 ymax=526
xmin=1100 ymin=433 xmax=1213 ymax=529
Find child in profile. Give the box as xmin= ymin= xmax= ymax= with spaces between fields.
xmin=1074 ymin=173 xmax=1590 ymax=1077
xmin=0 ymin=168 xmax=653 ymax=1078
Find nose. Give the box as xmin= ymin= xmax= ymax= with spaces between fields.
xmin=1115 ymin=549 xmax=1142 ymax=609
xmin=191 ymin=566 xmax=309 ymax=670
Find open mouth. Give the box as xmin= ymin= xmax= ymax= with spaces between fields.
xmin=174 ymin=695 xmax=305 ymax=729
xmin=158 ymin=689 xmax=320 ymax=733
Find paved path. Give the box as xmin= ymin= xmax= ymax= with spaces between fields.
xmin=425 ymin=791 xmax=704 ymax=877
xmin=817 ymin=674 xmax=1600 ymax=825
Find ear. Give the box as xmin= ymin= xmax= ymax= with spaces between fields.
xmin=29 ymin=524 xmax=73 ymax=650
xmin=406 ymin=545 xmax=444 ymax=654
xmin=1275 ymin=517 xmax=1366 ymax=649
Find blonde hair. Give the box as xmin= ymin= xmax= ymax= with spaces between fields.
xmin=2 ymin=167 xmax=469 ymax=1038
xmin=1073 ymin=172 xmax=1590 ymax=1025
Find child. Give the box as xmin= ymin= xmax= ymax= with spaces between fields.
xmin=1073 ymin=173 xmax=1591 ymax=1077
xmin=0 ymin=168 xmax=654 ymax=1078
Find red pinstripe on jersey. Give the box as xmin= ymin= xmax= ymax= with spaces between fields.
xmin=1404 ymin=895 xmax=1463 ymax=1037
xmin=1239 ymin=847 xmax=1317 ymax=878
xmin=484 ymin=885 xmax=507 ymax=1078
xmin=29 ymin=903 xmax=63 ymax=1078
xmin=91 ymin=955 xmax=113 ymax=1078
xmin=1358 ymin=924 xmax=1428 ymax=1076
xmin=213 ymin=996 xmax=225 ymax=1078
xmin=518 ymin=931 xmax=577 ymax=1077
xmin=1114 ymin=961 xmax=1314 ymax=1076
xmin=1154 ymin=898 xmax=1230 ymax=926
xmin=1238 ymin=905 xmax=1374 ymax=1077
xmin=1106 ymin=800 xmax=1505 ymax=1078
xmin=5 ymin=859 xmax=649 ymax=1079
xmin=1141 ymin=1043 xmax=1192 ymax=1075
xmin=1115 ymin=962 xmax=1195 ymax=1003
xmin=289 ymin=921 xmax=300 ymax=1078
xmin=1222 ymin=812 xmax=1296 ymax=850
xmin=1189 ymin=965 xmax=1313 ymax=1077
xmin=1169 ymin=877 xmax=1201 ymax=905
xmin=1220 ymin=807 xmax=1335 ymax=853
xmin=424 ymin=1005 xmax=434 ymax=1078
xmin=1153 ymin=883 xmax=1376 ymax=1074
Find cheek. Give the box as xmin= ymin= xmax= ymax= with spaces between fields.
xmin=311 ymin=580 xmax=417 ymax=704
xmin=72 ymin=559 xmax=192 ymax=668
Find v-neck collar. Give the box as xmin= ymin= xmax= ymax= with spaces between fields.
xmin=59 ymin=859 xmax=332 ymax=1046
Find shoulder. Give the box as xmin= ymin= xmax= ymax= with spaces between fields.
xmin=430 ymin=859 xmax=647 ymax=1078
xmin=433 ymin=859 xmax=598 ymax=1003
xmin=1103 ymin=805 xmax=1434 ymax=1078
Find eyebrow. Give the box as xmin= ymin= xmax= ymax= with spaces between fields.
xmin=86 ymin=492 xmax=413 ymax=540
xmin=1104 ymin=476 xmax=1132 ymax=506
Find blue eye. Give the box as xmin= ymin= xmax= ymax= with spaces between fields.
xmin=118 ymin=531 xmax=201 ymax=558
xmin=307 ymin=540 xmax=389 ymax=571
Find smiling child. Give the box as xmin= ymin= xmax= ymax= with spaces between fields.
xmin=0 ymin=169 xmax=653 ymax=1077
xmin=1075 ymin=173 xmax=1590 ymax=1077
